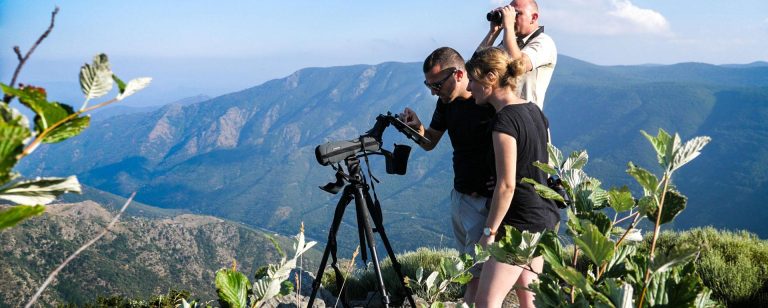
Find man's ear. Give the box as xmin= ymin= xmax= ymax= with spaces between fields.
xmin=455 ymin=69 xmax=464 ymax=80
xmin=531 ymin=12 xmax=539 ymax=23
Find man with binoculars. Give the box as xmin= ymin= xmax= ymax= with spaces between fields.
xmin=478 ymin=0 xmax=557 ymax=110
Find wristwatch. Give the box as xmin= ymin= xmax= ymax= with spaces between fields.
xmin=483 ymin=227 xmax=496 ymax=237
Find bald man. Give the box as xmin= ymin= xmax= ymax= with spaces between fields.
xmin=478 ymin=0 xmax=557 ymax=110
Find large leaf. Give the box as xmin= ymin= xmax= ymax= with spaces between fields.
xmin=573 ymin=223 xmax=615 ymax=267
xmin=116 ymin=77 xmax=152 ymax=101
xmin=532 ymin=161 xmax=558 ymax=175
xmin=563 ymin=150 xmax=589 ymax=171
xmin=0 ymin=121 xmax=30 ymax=185
xmin=0 ymin=176 xmax=81 ymax=205
xmin=600 ymin=279 xmax=634 ymax=308
xmin=651 ymin=247 xmax=698 ymax=274
xmin=523 ymin=177 xmax=565 ymax=203
xmin=548 ymin=143 xmax=564 ymax=170
xmin=645 ymin=190 xmax=687 ymax=225
xmin=41 ymin=115 xmax=90 ymax=143
xmin=670 ymin=136 xmax=711 ymax=173
xmin=626 ymin=162 xmax=659 ymax=196
xmin=641 ymin=129 xmax=675 ymax=169
xmin=0 ymin=84 xmax=32 ymax=128
xmin=550 ymin=262 xmax=594 ymax=294
xmin=80 ymin=53 xmax=113 ymax=100
xmin=0 ymin=205 xmax=45 ymax=230
xmin=488 ymin=227 xmax=543 ymax=266
xmin=252 ymin=276 xmax=282 ymax=304
xmin=531 ymin=275 xmax=569 ymax=308
xmin=215 ymin=269 xmax=250 ymax=308
xmin=608 ymin=187 xmax=635 ymax=213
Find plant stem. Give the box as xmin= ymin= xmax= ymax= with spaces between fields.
xmin=3 ymin=7 xmax=59 ymax=104
xmin=24 ymin=192 xmax=135 ymax=308
xmin=614 ymin=212 xmax=641 ymax=249
xmin=638 ymin=172 xmax=671 ymax=308
xmin=571 ymin=245 xmax=579 ymax=304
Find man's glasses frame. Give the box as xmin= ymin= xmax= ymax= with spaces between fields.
xmin=423 ymin=68 xmax=457 ymax=91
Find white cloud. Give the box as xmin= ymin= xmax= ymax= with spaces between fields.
xmin=541 ymin=0 xmax=671 ymax=36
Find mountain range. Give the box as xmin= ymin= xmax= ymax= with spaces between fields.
xmin=0 ymin=187 xmax=318 ymax=306
xmin=18 ymin=55 xmax=768 ymax=254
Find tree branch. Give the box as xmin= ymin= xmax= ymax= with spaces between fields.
xmin=24 ymin=192 xmax=136 ymax=308
xmin=3 ymin=7 xmax=59 ymax=104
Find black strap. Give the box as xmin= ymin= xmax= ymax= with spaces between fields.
xmin=517 ymin=26 xmax=544 ymax=49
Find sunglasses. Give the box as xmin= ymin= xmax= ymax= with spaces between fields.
xmin=423 ymin=68 xmax=457 ymax=91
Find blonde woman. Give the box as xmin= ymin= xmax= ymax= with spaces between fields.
xmin=465 ymin=47 xmax=559 ymax=307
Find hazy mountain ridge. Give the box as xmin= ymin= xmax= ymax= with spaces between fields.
xmin=18 ymin=56 xmax=768 ymax=252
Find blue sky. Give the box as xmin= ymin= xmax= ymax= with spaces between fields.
xmin=1 ymin=0 xmax=766 ymax=106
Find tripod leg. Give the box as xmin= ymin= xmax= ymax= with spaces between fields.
xmin=365 ymin=191 xmax=417 ymax=308
xmin=353 ymin=184 xmax=391 ymax=307
xmin=309 ymin=186 xmax=355 ymax=308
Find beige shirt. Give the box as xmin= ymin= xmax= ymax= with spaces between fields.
xmin=519 ymin=31 xmax=557 ymax=110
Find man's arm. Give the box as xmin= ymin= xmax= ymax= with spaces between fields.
xmin=420 ymin=127 xmax=444 ymax=151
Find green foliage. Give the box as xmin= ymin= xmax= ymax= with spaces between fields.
xmin=214 ymin=227 xmax=316 ymax=308
xmin=60 ymin=289 xmax=208 ymax=308
xmin=333 ymin=247 xmax=465 ymax=303
xmin=404 ymin=253 xmax=477 ymax=305
xmin=0 ymin=53 xmax=151 ymax=230
xmin=651 ymin=228 xmax=768 ymax=307
xmin=513 ymin=131 xmax=715 ymax=307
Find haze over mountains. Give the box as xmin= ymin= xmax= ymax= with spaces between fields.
xmin=19 ymin=55 xmax=768 ymax=251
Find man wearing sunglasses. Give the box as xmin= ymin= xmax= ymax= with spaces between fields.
xmin=400 ymin=47 xmax=495 ymax=288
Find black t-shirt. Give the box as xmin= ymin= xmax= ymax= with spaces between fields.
xmin=491 ymin=102 xmax=559 ymax=232
xmin=429 ymin=96 xmax=495 ymax=197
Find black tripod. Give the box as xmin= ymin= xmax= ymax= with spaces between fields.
xmin=308 ymin=156 xmax=416 ymax=308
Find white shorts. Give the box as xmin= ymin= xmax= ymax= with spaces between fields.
xmin=450 ymin=189 xmax=489 ymax=256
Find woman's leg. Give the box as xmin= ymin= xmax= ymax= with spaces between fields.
xmin=514 ymin=256 xmax=544 ymax=308
xmin=474 ymin=258 xmax=524 ymax=308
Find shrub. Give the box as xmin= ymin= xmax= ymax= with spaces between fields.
xmin=324 ymin=247 xmax=464 ymax=303
xmin=651 ymin=227 xmax=768 ymax=307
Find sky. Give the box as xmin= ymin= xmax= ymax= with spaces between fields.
xmin=1 ymin=0 xmax=766 ymax=106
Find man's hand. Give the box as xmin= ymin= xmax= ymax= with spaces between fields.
xmin=399 ymin=107 xmax=423 ymax=133
xmin=501 ymin=5 xmax=516 ymax=31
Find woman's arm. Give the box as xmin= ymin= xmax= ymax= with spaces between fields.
xmin=481 ymin=131 xmax=517 ymax=245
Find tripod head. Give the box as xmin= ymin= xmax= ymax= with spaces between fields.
xmin=315 ymin=112 xmax=429 ymax=179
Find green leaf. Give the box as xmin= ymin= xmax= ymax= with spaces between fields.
xmin=116 ymin=77 xmax=152 ymax=101
xmin=0 ymin=176 xmax=81 ymax=205
xmin=561 ymin=169 xmax=589 ymax=192
xmin=626 ymin=162 xmax=659 ymax=197
xmin=641 ymin=129 xmax=674 ymax=168
xmin=608 ymin=187 xmax=635 ymax=213
xmin=548 ymin=143 xmax=564 ymax=169
xmin=576 ymin=211 xmax=612 ymax=236
xmin=523 ymin=177 xmax=565 ymax=203
xmin=532 ymin=161 xmax=558 ymax=175
xmin=531 ymin=276 xmax=569 ymax=308
xmin=550 ymin=262 xmax=594 ymax=294
xmin=538 ymin=230 xmax=565 ymax=267
xmin=646 ymin=190 xmax=687 ymax=225
xmin=279 ymin=280 xmax=294 ymax=296
xmin=112 ymin=74 xmax=126 ymax=94
xmin=41 ymin=115 xmax=90 ymax=143
xmin=670 ymin=136 xmax=711 ymax=173
xmin=0 ymin=205 xmax=45 ymax=230
xmin=563 ymin=150 xmax=589 ymax=171
xmin=214 ymin=268 xmax=250 ymax=308
xmin=488 ymin=227 xmax=543 ymax=266
xmin=80 ymin=53 xmax=114 ymax=100
xmin=651 ymin=247 xmax=698 ymax=274
xmin=573 ymin=223 xmax=614 ymax=268
xmin=599 ymin=279 xmax=634 ymax=308
xmin=0 ymin=121 xmax=31 ymax=185
xmin=424 ymin=271 xmax=439 ymax=291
